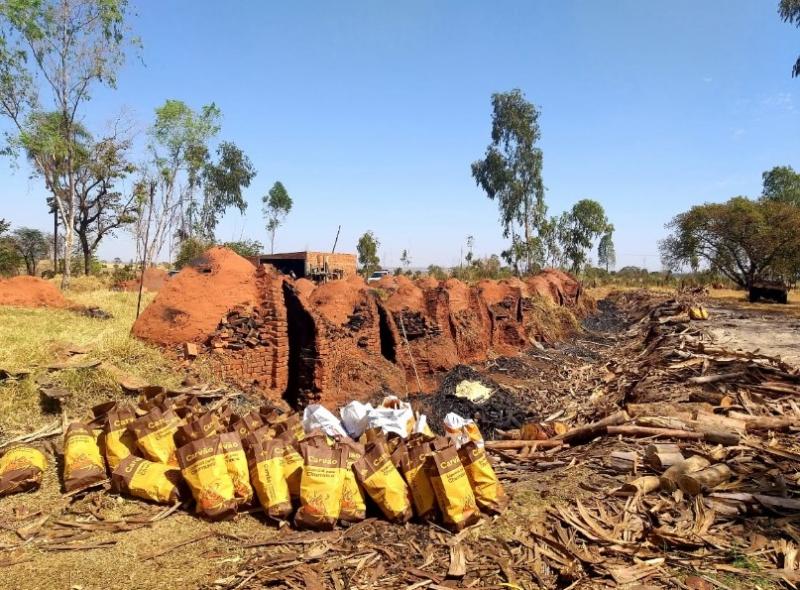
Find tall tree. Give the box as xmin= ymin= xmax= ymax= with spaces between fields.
xmin=357 ymin=230 xmax=380 ymax=276
xmin=597 ymin=227 xmax=616 ymax=272
xmin=558 ymin=199 xmax=610 ymax=273
xmin=400 ymin=248 xmax=411 ymax=271
xmin=136 ymin=100 xmax=221 ymax=262
xmin=262 ymin=181 xmax=292 ymax=254
xmin=197 ymin=141 xmax=255 ymax=239
xmin=0 ymin=0 xmax=135 ymax=288
xmin=779 ymin=0 xmax=800 ymax=76
xmin=74 ymin=126 xmax=136 ymax=274
xmin=471 ymin=89 xmax=547 ymax=273
xmin=660 ymin=196 xmax=800 ymax=290
xmin=762 ymin=165 xmax=800 ymax=205
xmin=10 ymin=227 xmax=49 ymax=275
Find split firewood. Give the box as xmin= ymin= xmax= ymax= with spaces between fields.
xmin=636 ymin=416 xmax=692 ymax=431
xmin=726 ymin=412 xmax=797 ymax=432
xmin=687 ymin=371 xmax=746 ymax=385
xmin=659 ymin=455 xmax=710 ymax=492
xmin=677 ymin=464 xmax=732 ymax=495
xmin=555 ymin=410 xmax=630 ymax=445
xmin=689 ymin=390 xmax=726 ymax=405
xmin=485 ymin=439 xmax=562 ymax=450
xmin=644 ymin=443 xmax=684 ymax=469
xmin=608 ymin=451 xmax=639 ymax=473
xmin=615 ymin=475 xmax=661 ymax=496
xmin=605 ymin=425 xmax=739 ymax=446
xmin=692 ymin=410 xmax=747 ymax=433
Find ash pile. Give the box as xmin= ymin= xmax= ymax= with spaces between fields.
xmin=422 ymin=365 xmax=532 ymax=438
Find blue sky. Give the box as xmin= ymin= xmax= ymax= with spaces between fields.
xmin=2 ymin=1 xmax=798 ymax=269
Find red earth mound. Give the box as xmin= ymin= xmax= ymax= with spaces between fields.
xmin=117 ymin=267 xmax=169 ymax=292
xmin=0 ymin=276 xmax=69 ymax=309
xmin=132 ymin=247 xmax=259 ymax=345
xmin=306 ymin=279 xmax=366 ymax=326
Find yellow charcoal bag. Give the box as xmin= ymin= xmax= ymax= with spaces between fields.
xmin=294 ymin=443 xmax=346 ymax=531
xmin=401 ymin=441 xmax=438 ymax=520
xmin=104 ymin=405 xmax=138 ymax=470
xmin=218 ymin=432 xmax=253 ymax=506
xmin=425 ymin=444 xmax=480 ymax=531
xmin=63 ymin=422 xmax=107 ymax=493
xmin=339 ymin=440 xmax=367 ymax=523
xmin=0 ymin=446 xmax=46 ymax=496
xmin=458 ymin=441 xmax=507 ymax=514
xmin=177 ymin=435 xmax=237 ymax=520
xmin=247 ymin=438 xmax=291 ymax=519
xmin=129 ymin=408 xmax=181 ymax=467
xmin=111 ymin=455 xmax=183 ymax=504
xmin=353 ymin=441 xmax=413 ymax=524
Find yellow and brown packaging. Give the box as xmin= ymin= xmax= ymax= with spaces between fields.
xmin=282 ymin=439 xmax=303 ymax=500
xmin=104 ymin=404 xmax=138 ymax=470
xmin=177 ymin=435 xmax=237 ymax=520
xmin=294 ymin=443 xmax=347 ymax=530
xmin=400 ymin=442 xmax=438 ymax=520
xmin=339 ymin=440 xmax=367 ymax=523
xmin=247 ymin=438 xmax=291 ymax=519
xmin=425 ymin=444 xmax=480 ymax=531
xmin=0 ymin=446 xmax=46 ymax=496
xmin=63 ymin=422 xmax=107 ymax=493
xmin=129 ymin=408 xmax=181 ymax=467
xmin=458 ymin=441 xmax=507 ymax=514
xmin=218 ymin=432 xmax=253 ymax=506
xmin=175 ymin=412 xmax=221 ymax=448
xmin=111 ymin=455 xmax=183 ymax=504
xmin=230 ymin=411 xmax=264 ymax=441
xmin=353 ymin=442 xmax=413 ymax=524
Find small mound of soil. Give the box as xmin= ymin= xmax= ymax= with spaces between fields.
xmin=132 ymin=247 xmax=259 ymax=345
xmin=116 ymin=267 xmax=169 ymax=292
xmin=293 ymin=278 xmax=316 ymax=300
xmin=415 ymin=276 xmax=439 ymax=290
xmin=422 ymin=365 xmax=532 ymax=438
xmin=307 ymin=279 xmax=367 ymax=326
xmin=0 ymin=276 xmax=69 ymax=309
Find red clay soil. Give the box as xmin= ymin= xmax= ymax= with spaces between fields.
xmin=0 ymin=276 xmax=69 ymax=309
xmin=132 ymin=247 xmax=259 ymax=345
xmin=116 ymin=267 xmax=169 ymax=292
xmin=293 ymin=278 xmax=316 ymax=301
xmin=306 ymin=280 xmax=365 ymax=326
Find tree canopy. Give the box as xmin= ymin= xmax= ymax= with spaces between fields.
xmin=660 ymin=196 xmax=800 ymax=288
xmin=357 ymin=231 xmax=380 ymax=276
xmin=558 ymin=199 xmax=611 ymax=273
xmin=10 ymin=227 xmax=49 ymax=275
xmin=472 ymin=89 xmax=547 ymax=273
xmin=262 ymin=181 xmax=292 ymax=254
xmin=762 ymin=165 xmax=800 ymax=205
xmin=779 ymin=0 xmax=800 ymax=76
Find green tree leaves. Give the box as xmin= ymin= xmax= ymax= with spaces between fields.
xmin=779 ymin=0 xmax=800 ymax=76
xmin=357 ymin=231 xmax=380 ymax=276
xmin=262 ymin=181 xmax=292 ymax=254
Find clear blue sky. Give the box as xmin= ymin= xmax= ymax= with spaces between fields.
xmin=2 ymin=1 xmax=798 ymax=270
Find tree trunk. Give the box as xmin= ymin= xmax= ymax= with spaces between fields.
xmin=81 ymin=236 xmax=91 ymax=276
xmin=53 ymin=208 xmax=58 ymax=272
xmin=270 ymin=229 xmax=275 ymax=254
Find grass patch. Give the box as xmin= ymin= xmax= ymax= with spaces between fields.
xmin=0 ymin=289 xmax=217 ymax=436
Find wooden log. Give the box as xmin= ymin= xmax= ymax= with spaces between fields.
xmin=636 ymin=416 xmax=692 ymax=431
xmin=689 ymin=390 xmax=725 ymax=405
xmin=692 ymin=410 xmax=747 ymax=433
xmin=726 ymin=412 xmax=797 ymax=432
xmin=616 ymin=475 xmax=661 ymax=496
xmin=485 ymin=439 xmax=563 ymax=450
xmin=678 ymin=464 xmax=732 ymax=495
xmin=644 ymin=443 xmax=684 ymax=469
xmin=687 ymin=371 xmax=746 ymax=385
xmin=608 ymin=451 xmax=638 ymax=473
xmin=606 ymin=425 xmax=739 ymax=446
xmin=659 ymin=455 xmax=710 ymax=492
xmin=555 ymin=410 xmax=631 ymax=445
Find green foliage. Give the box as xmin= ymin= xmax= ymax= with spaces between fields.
xmin=559 ymin=199 xmax=611 ymax=273
xmin=660 ymin=195 xmax=800 ymax=288
xmin=779 ymin=0 xmax=800 ymax=76
xmin=110 ymin=262 xmax=137 ymax=284
xmin=426 ymin=264 xmax=448 ymax=280
xmin=221 ymin=239 xmax=263 ymax=258
xmin=357 ymin=231 xmax=380 ymax=276
xmin=762 ymin=165 xmax=800 ymax=205
xmin=597 ymin=228 xmax=616 ymax=272
xmin=472 ymin=89 xmax=547 ymax=273
xmin=400 ymin=249 xmax=411 ymax=270
xmin=10 ymin=227 xmax=49 ymax=275
xmin=198 ymin=141 xmax=256 ymax=238
xmin=174 ymin=237 xmax=211 ymax=270
xmin=262 ymin=181 xmax=292 ymax=253
xmin=0 ymin=221 xmax=21 ymax=275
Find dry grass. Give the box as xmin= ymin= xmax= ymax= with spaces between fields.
xmin=0 ymin=289 xmax=216 ymax=436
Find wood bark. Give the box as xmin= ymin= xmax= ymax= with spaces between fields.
xmin=617 ymin=476 xmax=661 ymax=496
xmin=644 ymin=443 xmax=684 ymax=469
xmin=659 ymin=455 xmax=710 ymax=492
xmin=677 ymin=464 xmax=732 ymax=495
xmin=555 ymin=410 xmax=630 ymax=445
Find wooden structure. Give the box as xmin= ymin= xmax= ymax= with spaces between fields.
xmin=248 ymin=251 xmax=358 ymax=282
